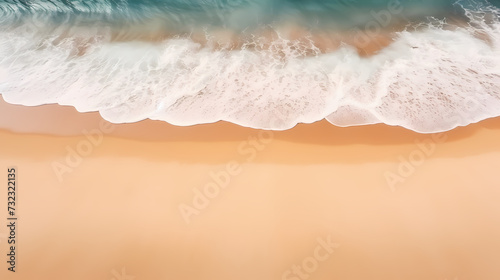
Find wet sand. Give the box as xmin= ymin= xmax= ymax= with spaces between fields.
xmin=1 ymin=96 xmax=500 ymax=280
xmin=57 ymin=22 xmax=398 ymax=57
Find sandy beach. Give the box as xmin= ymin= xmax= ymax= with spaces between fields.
xmin=2 ymin=0 xmax=500 ymax=278
xmin=1 ymin=95 xmax=500 ymax=280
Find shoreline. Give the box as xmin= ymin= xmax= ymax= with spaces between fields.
xmin=4 ymin=97 xmax=500 ymax=167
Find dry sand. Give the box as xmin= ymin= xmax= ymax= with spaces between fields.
xmin=1 ymin=95 xmax=500 ymax=280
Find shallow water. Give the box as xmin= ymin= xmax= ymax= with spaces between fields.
xmin=0 ymin=0 xmax=500 ymax=132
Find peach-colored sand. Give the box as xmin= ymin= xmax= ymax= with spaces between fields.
xmin=1 ymin=96 xmax=500 ymax=280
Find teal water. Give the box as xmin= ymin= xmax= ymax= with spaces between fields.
xmin=0 ymin=0 xmax=491 ymax=30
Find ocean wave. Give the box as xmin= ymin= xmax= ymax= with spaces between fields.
xmin=0 ymin=0 xmax=500 ymax=133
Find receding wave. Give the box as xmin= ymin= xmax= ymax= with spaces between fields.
xmin=0 ymin=0 xmax=499 ymax=133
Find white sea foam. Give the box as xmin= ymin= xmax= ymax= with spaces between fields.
xmin=1 ymin=9 xmax=500 ymax=133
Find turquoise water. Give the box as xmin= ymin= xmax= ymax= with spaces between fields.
xmin=0 ymin=0 xmax=484 ymax=29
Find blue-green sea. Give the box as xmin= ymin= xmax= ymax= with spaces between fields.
xmin=0 ymin=0 xmax=483 ymax=29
